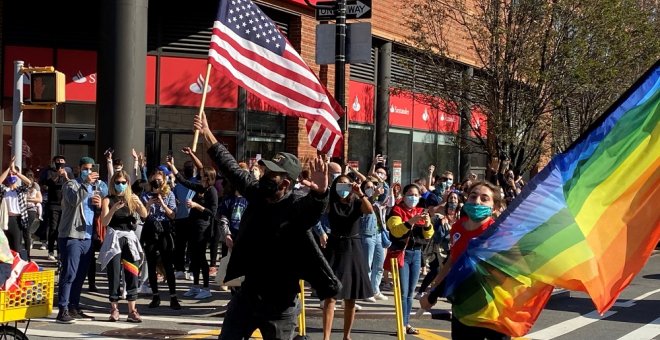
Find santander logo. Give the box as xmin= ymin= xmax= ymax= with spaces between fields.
xmin=422 ymin=108 xmax=429 ymax=122
xmin=189 ymin=74 xmax=212 ymax=94
xmin=72 ymin=71 xmax=97 ymax=84
xmin=389 ymin=104 xmax=410 ymax=115
xmin=352 ymin=96 xmax=361 ymax=112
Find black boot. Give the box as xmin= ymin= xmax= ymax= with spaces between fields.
xmin=148 ymin=294 xmax=161 ymax=308
xmin=170 ymin=296 xmax=182 ymax=310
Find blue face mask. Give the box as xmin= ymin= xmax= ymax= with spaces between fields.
xmin=404 ymin=195 xmax=420 ymax=208
xmin=114 ymin=183 xmax=127 ymax=193
xmin=336 ymin=188 xmax=351 ymax=199
xmin=463 ymin=202 xmax=493 ymax=222
xmin=81 ymin=169 xmax=90 ymax=180
xmin=446 ymin=179 xmax=453 ymax=187
xmin=447 ymin=202 xmax=458 ymax=210
xmin=6 ymin=175 xmax=17 ymax=185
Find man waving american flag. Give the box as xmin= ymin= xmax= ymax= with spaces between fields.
xmin=208 ymin=0 xmax=344 ymax=156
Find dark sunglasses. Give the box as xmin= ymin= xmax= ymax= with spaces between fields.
xmin=115 ymin=181 xmax=127 ymax=185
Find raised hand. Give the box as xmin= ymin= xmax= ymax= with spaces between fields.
xmin=181 ymin=147 xmax=193 ymax=155
xmin=307 ymin=155 xmax=328 ymax=193
xmin=132 ymin=148 xmax=138 ymax=160
xmin=9 ymin=156 xmax=16 ymax=172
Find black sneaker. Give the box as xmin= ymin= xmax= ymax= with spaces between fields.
xmin=69 ymin=308 xmax=95 ymax=321
xmin=56 ymin=309 xmax=75 ymax=324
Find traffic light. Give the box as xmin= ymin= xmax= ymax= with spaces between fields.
xmin=29 ymin=71 xmax=66 ymax=104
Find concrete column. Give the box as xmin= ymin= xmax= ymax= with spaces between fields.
xmin=97 ymin=0 xmax=148 ymax=178
xmin=375 ymin=41 xmax=391 ymax=157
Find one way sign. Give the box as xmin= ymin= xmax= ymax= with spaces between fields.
xmin=315 ymin=0 xmax=372 ymax=20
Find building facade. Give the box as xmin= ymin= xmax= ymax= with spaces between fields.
xmin=0 ymin=0 xmax=486 ymax=183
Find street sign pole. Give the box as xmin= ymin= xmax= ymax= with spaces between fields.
xmin=335 ymin=0 xmax=347 ymax=163
xmin=13 ymin=60 xmax=24 ymax=170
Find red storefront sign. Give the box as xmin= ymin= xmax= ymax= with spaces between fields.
xmin=412 ymin=98 xmax=460 ymax=133
xmin=159 ymin=57 xmax=237 ymax=108
xmin=388 ymin=89 xmax=413 ymax=128
xmin=56 ymin=49 xmax=97 ymax=102
xmin=3 ymin=46 xmax=54 ymax=97
xmin=145 ymin=56 xmax=157 ymax=105
xmin=348 ymin=80 xmax=374 ymax=124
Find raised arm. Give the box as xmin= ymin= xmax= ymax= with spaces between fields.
xmin=105 ymin=150 xmax=114 ymax=183
xmin=182 ymin=147 xmax=204 ymax=170
xmin=169 ymin=158 xmax=205 ymax=192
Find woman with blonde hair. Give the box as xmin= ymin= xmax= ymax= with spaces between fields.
xmin=100 ymin=170 xmax=148 ymax=322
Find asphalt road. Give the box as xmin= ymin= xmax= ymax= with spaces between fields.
xmin=13 ymin=248 xmax=660 ymax=339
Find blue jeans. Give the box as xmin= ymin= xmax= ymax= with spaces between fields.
xmin=361 ymin=233 xmax=385 ymax=295
xmin=399 ymin=249 xmax=421 ymax=327
xmin=58 ymin=238 xmax=93 ymax=310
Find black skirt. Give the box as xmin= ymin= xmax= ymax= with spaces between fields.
xmin=324 ymin=235 xmax=373 ymax=300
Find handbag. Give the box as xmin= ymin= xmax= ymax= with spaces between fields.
xmin=215 ymin=251 xmax=244 ymax=287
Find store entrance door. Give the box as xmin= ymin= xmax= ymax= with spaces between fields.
xmin=56 ymin=129 xmax=95 ymax=175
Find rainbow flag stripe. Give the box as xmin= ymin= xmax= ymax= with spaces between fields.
xmin=444 ymin=61 xmax=660 ymax=337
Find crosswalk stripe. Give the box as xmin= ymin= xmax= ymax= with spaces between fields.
xmin=612 ymin=288 xmax=660 ymax=308
xmin=526 ymin=310 xmax=616 ymax=339
xmin=616 ymin=317 xmax=660 ymax=340
xmin=25 ymin=329 xmax=124 ymax=339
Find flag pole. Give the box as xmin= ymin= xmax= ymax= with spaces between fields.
xmin=192 ymin=63 xmax=213 ymax=152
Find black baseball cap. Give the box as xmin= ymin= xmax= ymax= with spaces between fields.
xmin=259 ymin=152 xmax=301 ymax=180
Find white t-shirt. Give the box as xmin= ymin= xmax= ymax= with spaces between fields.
xmin=4 ymin=190 xmax=20 ymax=215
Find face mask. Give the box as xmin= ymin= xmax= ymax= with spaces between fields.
xmin=463 ymin=202 xmax=493 ymax=222
xmin=150 ymin=180 xmax=163 ymax=189
xmin=447 ymin=202 xmax=458 ymax=210
xmin=183 ymin=167 xmax=195 ymax=179
xmin=81 ymin=169 xmax=90 ymax=180
xmin=404 ymin=195 xmax=419 ymax=208
xmin=377 ymin=173 xmax=386 ymax=180
xmin=446 ymin=179 xmax=453 ymax=187
xmin=114 ymin=183 xmax=127 ymax=193
xmin=6 ymin=175 xmax=17 ymax=185
xmin=258 ymin=176 xmax=282 ymax=199
xmin=364 ymin=188 xmax=375 ymax=198
xmin=336 ymin=187 xmax=351 ymax=199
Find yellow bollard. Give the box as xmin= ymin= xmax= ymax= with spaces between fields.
xmin=391 ymin=258 xmax=405 ymax=340
xmin=298 ymin=280 xmax=306 ymax=336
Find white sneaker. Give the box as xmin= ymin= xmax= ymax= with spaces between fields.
xmin=374 ymin=292 xmax=389 ymax=301
xmin=354 ymin=303 xmax=363 ymax=311
xmin=138 ymin=284 xmax=152 ymax=295
xmin=183 ymin=286 xmax=201 ymax=297
xmin=363 ymin=296 xmax=377 ymax=303
xmin=414 ymin=292 xmax=425 ymax=300
xmin=194 ymin=288 xmax=212 ymax=300
xmin=338 ymin=301 xmax=362 ymax=311
xmin=47 ymin=253 xmax=56 ymax=261
xmin=175 ymin=271 xmax=186 ymax=279
xmin=39 ymin=243 xmax=47 ymax=250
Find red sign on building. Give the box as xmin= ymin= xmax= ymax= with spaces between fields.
xmin=145 ymin=56 xmax=157 ymax=105
xmin=56 ymin=49 xmax=97 ymax=102
xmin=3 ymin=46 xmax=54 ymax=97
xmin=388 ymin=89 xmax=414 ymax=128
xmin=348 ymin=80 xmax=374 ymax=124
xmin=159 ymin=57 xmax=237 ymax=108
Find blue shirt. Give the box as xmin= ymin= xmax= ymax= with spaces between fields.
xmin=172 ymin=177 xmax=198 ymax=220
xmin=218 ymin=195 xmax=248 ymax=235
xmin=81 ymin=180 xmax=108 ymax=239
xmin=142 ymin=191 xmax=177 ymax=222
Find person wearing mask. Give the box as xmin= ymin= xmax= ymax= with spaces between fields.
xmin=313 ymin=162 xmax=342 ymax=247
xmin=24 ymin=169 xmax=43 ymax=260
xmin=141 ymin=171 xmax=180 ymax=310
xmin=421 ymin=181 xmax=508 ymax=340
xmin=194 ymin=112 xmax=339 ymax=340
xmin=172 ymin=147 xmax=202 ymax=280
xmin=41 ymin=155 xmax=73 ymax=260
xmin=56 ymin=157 xmax=108 ymax=323
xmin=169 ymin=158 xmax=218 ymax=300
xmin=387 ymin=183 xmax=434 ymax=335
xmin=321 ymin=175 xmax=374 ymax=340
xmin=432 ymin=171 xmax=455 ymax=200
xmin=360 ymin=177 xmax=388 ymax=302
xmin=131 ymin=179 xmax=152 ymax=295
xmin=0 ymin=158 xmax=33 ymax=258
xmin=100 ymin=170 xmax=148 ymax=322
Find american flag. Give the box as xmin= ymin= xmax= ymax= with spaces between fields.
xmin=208 ymin=0 xmax=344 ymax=156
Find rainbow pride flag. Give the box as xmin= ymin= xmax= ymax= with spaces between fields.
xmin=444 ymin=61 xmax=660 ymax=336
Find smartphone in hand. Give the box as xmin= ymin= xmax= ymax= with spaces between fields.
xmin=91 ymin=164 xmax=100 ymax=174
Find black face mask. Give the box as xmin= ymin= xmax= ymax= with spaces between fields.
xmin=183 ymin=167 xmax=195 ymax=179
xmin=258 ymin=176 xmax=282 ymax=199
xmin=150 ymin=180 xmax=163 ymax=190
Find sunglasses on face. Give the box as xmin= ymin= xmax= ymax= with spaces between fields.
xmin=115 ymin=181 xmax=127 ymax=185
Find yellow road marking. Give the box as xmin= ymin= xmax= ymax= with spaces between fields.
xmin=413 ymin=327 xmax=450 ymax=340
xmin=183 ymin=329 xmax=263 ymax=339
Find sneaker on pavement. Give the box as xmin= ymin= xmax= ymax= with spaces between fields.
xmin=414 ymin=292 xmax=425 ymax=300
xmin=47 ymin=253 xmax=56 ymax=261
xmin=374 ymin=292 xmax=389 ymax=301
xmin=69 ymin=308 xmax=95 ymax=321
xmin=109 ymin=308 xmax=120 ymax=322
xmin=194 ymin=288 xmax=212 ymax=300
xmin=354 ymin=303 xmax=363 ymax=311
xmin=39 ymin=243 xmax=47 ymax=250
xmin=56 ymin=309 xmax=75 ymax=324
xmin=127 ymin=310 xmax=142 ymax=323
xmin=363 ymin=296 xmax=377 ymax=303
xmin=183 ymin=286 xmax=201 ymax=297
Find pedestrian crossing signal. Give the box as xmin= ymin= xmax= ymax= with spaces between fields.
xmin=29 ymin=71 xmax=66 ymax=104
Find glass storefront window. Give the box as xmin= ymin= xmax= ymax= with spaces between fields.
xmin=56 ymin=103 xmax=96 ymax=125
xmin=246 ymin=136 xmax=285 ymax=162
xmin=3 ymin=99 xmax=53 ymax=123
xmin=387 ymin=129 xmax=412 ymax=185
xmin=436 ymin=134 xmax=458 ymax=177
xmin=412 ymin=131 xmax=436 ymax=181
xmin=348 ymin=124 xmax=373 ymax=175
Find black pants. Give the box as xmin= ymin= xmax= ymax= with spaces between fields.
xmin=26 ymin=210 xmax=39 ymax=260
xmin=144 ymin=231 xmax=177 ymax=296
xmin=451 ymin=316 xmax=511 ymax=340
xmin=5 ymin=216 xmax=25 ymax=257
xmin=106 ymin=237 xmax=139 ymax=302
xmin=220 ymin=289 xmax=300 ymax=340
xmin=173 ymin=218 xmax=189 ymax=272
xmin=209 ymin=221 xmax=222 ymax=267
xmin=47 ymin=207 xmax=61 ymax=253
xmin=189 ymin=227 xmax=210 ymax=287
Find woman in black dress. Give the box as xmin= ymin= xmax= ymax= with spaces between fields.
xmin=322 ymin=175 xmax=374 ymax=340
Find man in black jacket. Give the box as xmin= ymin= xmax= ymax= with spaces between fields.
xmin=194 ymin=113 xmax=339 ymax=340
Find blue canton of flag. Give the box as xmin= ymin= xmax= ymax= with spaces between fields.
xmin=218 ymin=0 xmax=286 ymax=55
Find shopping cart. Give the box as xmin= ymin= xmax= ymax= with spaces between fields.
xmin=0 ymin=270 xmax=55 ymax=340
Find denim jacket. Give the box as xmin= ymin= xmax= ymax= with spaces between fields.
xmin=359 ymin=212 xmax=378 ymax=236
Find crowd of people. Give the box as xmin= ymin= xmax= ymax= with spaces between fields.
xmin=0 ymin=111 xmax=524 ymax=339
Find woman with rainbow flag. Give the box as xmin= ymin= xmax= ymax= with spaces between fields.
xmin=421 ymin=181 xmax=509 ymax=340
